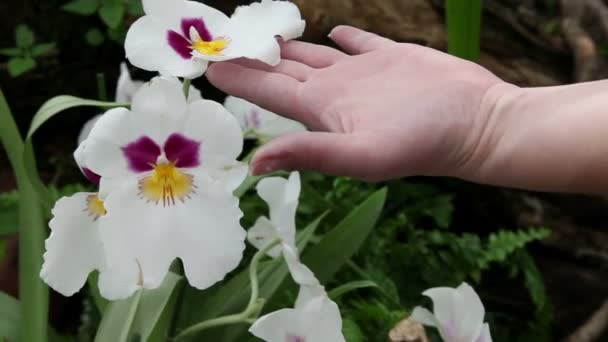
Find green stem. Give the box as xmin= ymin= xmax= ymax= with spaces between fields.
xmin=0 ymin=88 xmax=48 ymax=342
xmin=182 ymin=78 xmax=191 ymax=98
xmin=96 ymin=73 xmax=107 ymax=101
xmin=173 ymin=238 xmax=281 ymax=341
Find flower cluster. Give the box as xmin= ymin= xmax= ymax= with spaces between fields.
xmin=39 ymin=0 xmax=346 ymax=340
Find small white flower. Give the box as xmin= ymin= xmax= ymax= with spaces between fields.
xmin=78 ymin=63 xmax=203 ymax=144
xmin=247 ymin=172 xmax=317 ymax=285
xmin=412 ymin=282 xmax=493 ymax=342
xmin=77 ymin=76 xmax=247 ymax=299
xmin=125 ymin=0 xmax=305 ymax=78
xmin=224 ymin=96 xmax=306 ymax=141
xmin=250 ymin=284 xmax=345 ymax=342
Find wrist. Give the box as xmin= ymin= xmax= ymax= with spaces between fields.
xmin=452 ymin=81 xmax=524 ymax=185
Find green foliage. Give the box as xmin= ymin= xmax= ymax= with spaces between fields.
xmin=446 ymin=0 xmax=482 ymax=61
xmin=0 ymin=191 xmax=19 ymax=237
xmin=0 ymin=292 xmax=20 ymax=341
xmin=1 ymin=24 xmax=56 ymax=77
xmin=62 ymin=0 xmax=143 ymax=44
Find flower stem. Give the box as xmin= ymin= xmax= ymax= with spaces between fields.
xmin=173 ymin=238 xmax=281 ymax=341
xmin=182 ymin=78 xmax=191 ymax=98
xmin=0 ymin=88 xmax=48 ymax=342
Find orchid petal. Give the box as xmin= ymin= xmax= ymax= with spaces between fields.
xmin=40 ymin=193 xmax=105 ymax=297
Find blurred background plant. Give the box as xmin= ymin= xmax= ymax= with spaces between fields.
xmin=1 ymin=0 xmax=608 ymax=341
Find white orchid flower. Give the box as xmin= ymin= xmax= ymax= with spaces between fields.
xmin=412 ymin=282 xmax=493 ymax=342
xmin=124 ymin=0 xmax=305 ymax=78
xmin=250 ymin=284 xmax=345 ymax=342
xmin=247 ymin=172 xmax=317 ymax=285
xmin=78 ymin=63 xmax=203 ymax=144
xmin=69 ymin=77 xmax=248 ymax=300
xmin=224 ymin=96 xmax=306 ymax=141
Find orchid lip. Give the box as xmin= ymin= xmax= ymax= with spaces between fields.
xmin=167 ymin=17 xmax=228 ymax=59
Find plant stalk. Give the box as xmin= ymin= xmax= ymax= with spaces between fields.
xmin=0 ymin=88 xmax=48 ymax=342
xmin=173 ymin=238 xmax=281 ymax=341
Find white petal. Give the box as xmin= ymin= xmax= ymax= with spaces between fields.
xmin=247 ymin=216 xmax=282 ymax=258
xmin=131 ymin=77 xmax=188 ymax=124
xmin=159 ymin=75 xmax=204 ymax=102
xmin=295 ymin=283 xmax=326 ymax=309
xmin=475 ymin=323 xmax=493 ymax=342
xmin=249 ymin=308 xmax=305 ymax=342
xmin=173 ymin=171 xmax=246 ymax=290
xmin=84 ymin=107 xmax=138 ymax=177
xmin=97 ymin=177 xmax=175 ymax=298
xmin=216 ymin=0 xmax=305 ymax=65
xmin=125 ymin=16 xmax=209 ymax=78
xmin=78 ymin=114 xmax=102 ymax=144
xmin=180 ymin=99 xmax=244 ymax=165
xmin=411 ymin=307 xmax=438 ymax=327
xmin=115 ymin=63 xmax=144 ymax=103
xmin=74 ymin=139 xmax=87 ymax=169
xmin=455 ymin=283 xmax=485 ymax=342
xmin=201 ymin=158 xmax=247 ymax=193
xmin=40 ymin=193 xmax=105 ymax=297
xmin=223 ymin=96 xmax=305 ymax=139
xmin=283 ymin=244 xmax=318 ymax=286
xmin=256 ymin=172 xmax=300 ymax=245
xmin=422 ymin=286 xmax=457 ymax=328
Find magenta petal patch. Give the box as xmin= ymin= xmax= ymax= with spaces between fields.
xmin=122 ymin=136 xmax=162 ymax=172
xmin=167 ymin=30 xmax=192 ymax=59
xmin=82 ymin=168 xmax=101 ymax=185
xmin=164 ymin=133 xmax=201 ymax=168
xmin=181 ymin=17 xmax=212 ymax=42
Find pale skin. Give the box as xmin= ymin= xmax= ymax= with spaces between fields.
xmin=206 ymin=25 xmax=608 ymax=194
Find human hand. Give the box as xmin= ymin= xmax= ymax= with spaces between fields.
xmin=206 ymin=25 xmax=512 ymax=181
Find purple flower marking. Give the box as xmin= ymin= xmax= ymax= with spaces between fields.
xmin=82 ymin=168 xmax=101 ymax=185
xmin=122 ymin=133 xmax=201 ymax=172
xmin=286 ymin=334 xmax=306 ymax=342
xmin=167 ymin=18 xmax=213 ymax=59
xmin=164 ymin=133 xmax=201 ymax=168
xmin=122 ymin=136 xmax=161 ymax=172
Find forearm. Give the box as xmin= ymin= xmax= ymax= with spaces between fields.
xmin=469 ymin=80 xmax=608 ymax=193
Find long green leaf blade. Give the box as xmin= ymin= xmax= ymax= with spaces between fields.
xmin=446 ymin=0 xmax=482 ymax=61
xmin=303 ymin=188 xmax=387 ymax=282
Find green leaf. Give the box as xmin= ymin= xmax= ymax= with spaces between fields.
xmin=126 ymin=0 xmax=144 ymax=16
xmin=62 ymin=0 xmax=99 ymax=15
xmin=31 ymin=43 xmax=56 ymax=57
xmin=0 ymin=191 xmax=18 ymax=236
xmin=342 ymin=319 xmax=366 ymax=342
xmin=0 ymin=292 xmax=20 ymax=341
xmin=7 ymin=57 xmax=36 ymax=77
xmin=0 ymin=48 xmax=23 ymax=57
xmin=303 ymin=188 xmax=387 ymax=282
xmin=130 ymin=273 xmax=183 ymax=341
xmin=86 ymin=28 xmax=105 ymax=46
xmin=87 ymin=272 xmax=108 ymax=314
xmin=99 ymin=2 xmax=125 ymax=29
xmin=24 ymin=96 xmax=128 ymax=207
xmin=328 ymin=280 xmax=378 ymax=300
xmin=15 ymin=25 xmax=35 ymax=48
xmin=95 ymin=290 xmax=142 ymax=342
xmin=446 ymin=0 xmax=482 ymax=61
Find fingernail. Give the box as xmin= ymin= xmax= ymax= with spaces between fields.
xmin=252 ymin=158 xmax=283 ymax=176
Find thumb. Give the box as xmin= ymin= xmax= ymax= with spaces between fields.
xmin=250 ymin=132 xmax=378 ymax=181
xmin=328 ymin=25 xmax=394 ymax=55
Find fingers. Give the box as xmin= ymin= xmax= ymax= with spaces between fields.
xmin=329 ymin=25 xmax=394 ymax=55
xmin=206 ymin=62 xmax=311 ymax=125
xmin=250 ymin=131 xmax=380 ymax=181
xmin=228 ymin=58 xmax=314 ymax=82
xmin=280 ymin=40 xmax=347 ymax=68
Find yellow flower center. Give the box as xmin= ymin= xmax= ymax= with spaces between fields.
xmin=87 ymin=194 xmax=106 ymax=219
xmin=191 ymin=38 xmax=228 ymax=56
xmin=139 ymin=162 xmax=194 ymax=207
